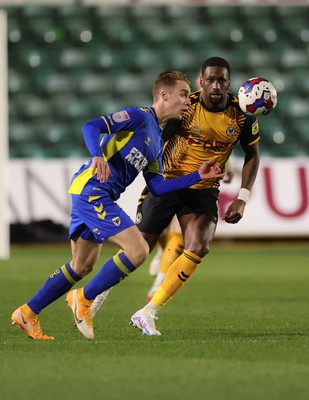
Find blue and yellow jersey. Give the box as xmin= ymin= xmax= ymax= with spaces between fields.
xmin=162 ymin=91 xmax=260 ymax=189
xmin=68 ymin=107 xmax=164 ymax=200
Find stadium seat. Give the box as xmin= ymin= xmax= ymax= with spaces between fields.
xmin=171 ymin=22 xmax=212 ymax=46
xmin=56 ymin=5 xmax=91 ymax=19
xmin=247 ymin=18 xmax=278 ymax=44
xmin=129 ymin=5 xmax=164 ymax=19
xmin=20 ymin=5 xmax=55 ymax=19
xmin=241 ymin=6 xmax=273 ymax=18
xmin=78 ymin=73 xmax=113 ymax=95
xmin=60 ymin=17 xmax=93 ymax=43
xmin=247 ymin=49 xmax=278 ymax=69
xmin=281 ymin=17 xmax=309 ymax=44
xmin=270 ymin=72 xmax=294 ymax=95
xmin=206 ymin=5 xmax=239 ymax=19
xmin=6 ymin=4 xmax=309 ymax=158
xmin=13 ymin=45 xmax=48 ymax=68
xmin=281 ymin=49 xmax=308 ymax=69
xmin=13 ymin=94 xmax=51 ymax=119
xmin=8 ymin=70 xmax=32 ymax=94
xmin=33 ymin=71 xmax=76 ymax=94
xmin=87 ymin=97 xmax=124 ymax=116
xmin=59 ymin=48 xmax=91 ymax=68
xmin=275 ymin=5 xmax=309 ymax=19
xmin=10 ymin=123 xmax=36 ymax=143
xmin=94 ymin=16 xmax=138 ymax=45
xmin=292 ymin=69 xmax=309 ymax=95
xmin=291 ymin=117 xmax=309 ymax=149
xmin=164 ymin=5 xmax=202 ymax=20
xmin=94 ymin=5 xmax=130 ymax=19
xmin=214 ymin=21 xmax=246 ymax=48
xmin=9 ymin=141 xmax=47 ymax=158
xmin=52 ymin=97 xmax=92 ymax=120
xmin=137 ymin=20 xmax=176 ymax=45
xmin=86 ymin=44 xmax=123 ymax=72
xmin=29 ymin=20 xmax=65 ymax=45
xmin=288 ymin=98 xmax=309 ymax=118
xmin=258 ymin=118 xmax=300 ymax=157
xmin=7 ymin=16 xmax=23 ymax=43
xmin=113 ymin=73 xmax=144 ymax=95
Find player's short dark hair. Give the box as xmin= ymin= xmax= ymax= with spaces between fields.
xmin=201 ymin=57 xmax=231 ymax=77
xmin=152 ymin=71 xmax=191 ymax=99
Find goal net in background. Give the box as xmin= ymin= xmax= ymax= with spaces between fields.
xmin=0 ymin=11 xmax=9 ymax=259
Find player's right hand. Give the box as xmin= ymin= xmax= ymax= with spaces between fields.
xmin=223 ymin=199 xmax=245 ymax=224
xmin=92 ymin=156 xmax=112 ymax=183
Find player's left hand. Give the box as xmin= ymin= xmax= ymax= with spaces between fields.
xmin=199 ymin=158 xmax=225 ymax=180
xmin=92 ymin=156 xmax=112 ymax=183
xmin=223 ymin=199 xmax=246 ymax=224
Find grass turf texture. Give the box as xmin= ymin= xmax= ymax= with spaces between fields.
xmin=1 ymin=243 xmax=309 ymax=400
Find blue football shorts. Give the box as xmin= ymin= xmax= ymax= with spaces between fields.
xmin=69 ymin=193 xmax=135 ymax=244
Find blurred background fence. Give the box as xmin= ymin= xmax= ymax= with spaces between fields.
xmin=0 ymin=0 xmax=308 ymax=243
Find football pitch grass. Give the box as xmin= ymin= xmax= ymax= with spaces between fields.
xmin=1 ymin=242 xmax=309 ymax=400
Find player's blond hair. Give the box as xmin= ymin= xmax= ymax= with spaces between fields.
xmin=152 ymin=71 xmax=191 ymax=100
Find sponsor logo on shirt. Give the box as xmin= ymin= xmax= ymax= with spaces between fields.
xmin=112 ymin=110 xmax=130 ymax=123
xmin=125 ymin=147 xmax=149 ymax=172
xmin=252 ymin=120 xmax=259 ymax=135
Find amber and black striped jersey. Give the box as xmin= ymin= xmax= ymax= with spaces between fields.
xmin=162 ymin=90 xmax=260 ymax=190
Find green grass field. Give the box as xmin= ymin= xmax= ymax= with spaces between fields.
xmin=1 ymin=243 xmax=309 ymax=400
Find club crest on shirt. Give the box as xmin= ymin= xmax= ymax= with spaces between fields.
xmin=193 ymin=125 xmax=200 ymax=135
xmin=112 ymin=217 xmax=121 ymax=226
xmin=226 ymin=126 xmax=237 ymax=138
xmin=112 ymin=110 xmax=130 ymax=123
xmin=135 ymin=212 xmax=142 ymax=224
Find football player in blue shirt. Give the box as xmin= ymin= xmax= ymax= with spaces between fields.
xmin=11 ymin=70 xmax=224 ymax=340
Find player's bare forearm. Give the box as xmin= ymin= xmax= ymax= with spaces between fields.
xmin=224 ymin=143 xmax=260 ymax=224
xmin=240 ymin=142 xmax=260 ymax=190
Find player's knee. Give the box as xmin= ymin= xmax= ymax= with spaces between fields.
xmin=127 ymin=240 xmax=149 ymax=267
xmin=135 ymin=241 xmax=149 ymax=266
xmin=82 ymin=263 xmax=95 ymax=276
xmin=187 ymin=242 xmax=210 ymax=258
xmin=71 ymin=260 xmax=95 ymax=277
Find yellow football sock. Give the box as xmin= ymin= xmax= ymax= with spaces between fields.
xmin=151 ymin=250 xmax=202 ymax=308
xmin=159 ymin=233 xmax=184 ymax=274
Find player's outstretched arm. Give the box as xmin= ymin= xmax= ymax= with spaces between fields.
xmin=145 ymin=159 xmax=223 ymax=197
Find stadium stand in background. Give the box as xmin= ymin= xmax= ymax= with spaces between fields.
xmin=2 ymin=4 xmax=309 ymax=158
